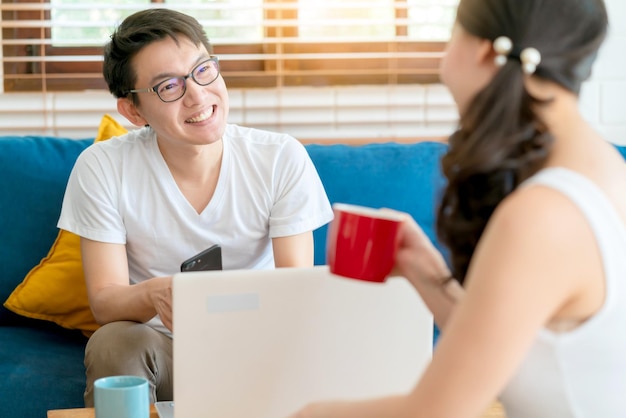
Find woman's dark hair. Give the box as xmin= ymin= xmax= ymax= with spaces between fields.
xmin=436 ymin=0 xmax=608 ymax=284
xmin=103 ymin=8 xmax=213 ymax=104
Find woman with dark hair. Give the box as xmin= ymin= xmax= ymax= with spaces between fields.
xmin=290 ymin=0 xmax=626 ymax=417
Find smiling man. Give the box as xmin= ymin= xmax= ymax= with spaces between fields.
xmin=57 ymin=8 xmax=333 ymax=407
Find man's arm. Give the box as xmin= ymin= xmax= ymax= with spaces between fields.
xmin=80 ymin=237 xmax=174 ymax=330
xmin=272 ymin=231 xmax=315 ymax=267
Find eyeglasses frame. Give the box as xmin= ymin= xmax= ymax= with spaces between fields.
xmin=128 ymin=56 xmax=221 ymax=103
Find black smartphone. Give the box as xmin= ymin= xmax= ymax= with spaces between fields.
xmin=180 ymin=244 xmax=222 ymax=272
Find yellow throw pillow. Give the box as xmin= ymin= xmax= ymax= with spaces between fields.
xmin=3 ymin=114 xmax=127 ymax=336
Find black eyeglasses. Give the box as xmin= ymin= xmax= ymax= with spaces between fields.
xmin=129 ymin=56 xmax=220 ymax=103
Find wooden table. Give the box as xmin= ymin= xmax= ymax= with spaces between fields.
xmin=48 ymin=402 xmax=505 ymax=417
xmin=48 ymin=404 xmax=159 ymax=417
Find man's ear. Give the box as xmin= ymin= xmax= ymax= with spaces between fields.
xmin=117 ymin=97 xmax=148 ymax=127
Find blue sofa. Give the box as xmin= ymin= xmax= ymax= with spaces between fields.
xmin=0 ymin=134 xmax=448 ymax=417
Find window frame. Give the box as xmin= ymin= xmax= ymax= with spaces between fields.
xmin=2 ymin=0 xmax=447 ymax=93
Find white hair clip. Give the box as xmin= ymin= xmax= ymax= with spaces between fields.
xmin=520 ymin=47 xmax=541 ymax=75
xmin=493 ymin=36 xmax=513 ymax=67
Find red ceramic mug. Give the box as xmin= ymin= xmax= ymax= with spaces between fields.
xmin=326 ymin=203 xmax=404 ymax=283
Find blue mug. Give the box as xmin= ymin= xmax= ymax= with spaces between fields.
xmin=94 ymin=375 xmax=150 ymax=418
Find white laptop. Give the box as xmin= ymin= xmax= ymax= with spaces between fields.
xmin=164 ymin=266 xmax=433 ymax=418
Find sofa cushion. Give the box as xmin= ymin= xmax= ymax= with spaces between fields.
xmin=3 ymin=115 xmax=127 ymax=333
xmin=0 ymin=322 xmax=87 ymax=415
xmin=307 ymin=141 xmax=448 ymax=266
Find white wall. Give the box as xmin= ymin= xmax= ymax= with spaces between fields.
xmin=0 ymin=0 xmax=624 ymax=143
xmin=0 ymin=85 xmax=458 ymax=142
xmin=580 ymin=0 xmax=626 ymax=145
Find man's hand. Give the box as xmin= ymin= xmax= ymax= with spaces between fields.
xmin=149 ymin=276 xmax=174 ymax=331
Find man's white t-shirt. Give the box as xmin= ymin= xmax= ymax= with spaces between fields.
xmin=58 ymin=124 xmax=333 ymax=334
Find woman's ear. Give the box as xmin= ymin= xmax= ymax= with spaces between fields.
xmin=476 ymin=38 xmax=498 ymax=69
xmin=117 ymin=97 xmax=148 ymax=127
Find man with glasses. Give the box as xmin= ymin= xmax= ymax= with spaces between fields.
xmin=57 ymin=8 xmax=333 ymax=406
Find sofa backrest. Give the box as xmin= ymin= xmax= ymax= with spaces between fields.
xmin=307 ymin=142 xmax=448 ymax=265
xmin=0 ymin=136 xmax=93 ymax=322
xmin=5 ymin=134 xmax=625 ymax=324
xmin=0 ymin=136 xmax=449 ymax=323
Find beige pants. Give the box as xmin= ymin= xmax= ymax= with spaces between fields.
xmin=83 ymin=321 xmax=173 ymax=407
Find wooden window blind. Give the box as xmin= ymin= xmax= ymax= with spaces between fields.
xmin=1 ymin=0 xmax=458 ymax=93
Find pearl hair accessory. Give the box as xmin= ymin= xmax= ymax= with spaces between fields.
xmin=492 ymin=36 xmax=542 ymax=75
xmin=493 ymin=36 xmax=513 ymax=67
xmin=520 ymin=47 xmax=541 ymax=75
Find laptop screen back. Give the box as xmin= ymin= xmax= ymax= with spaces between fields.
xmin=172 ymin=266 xmax=433 ymax=418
